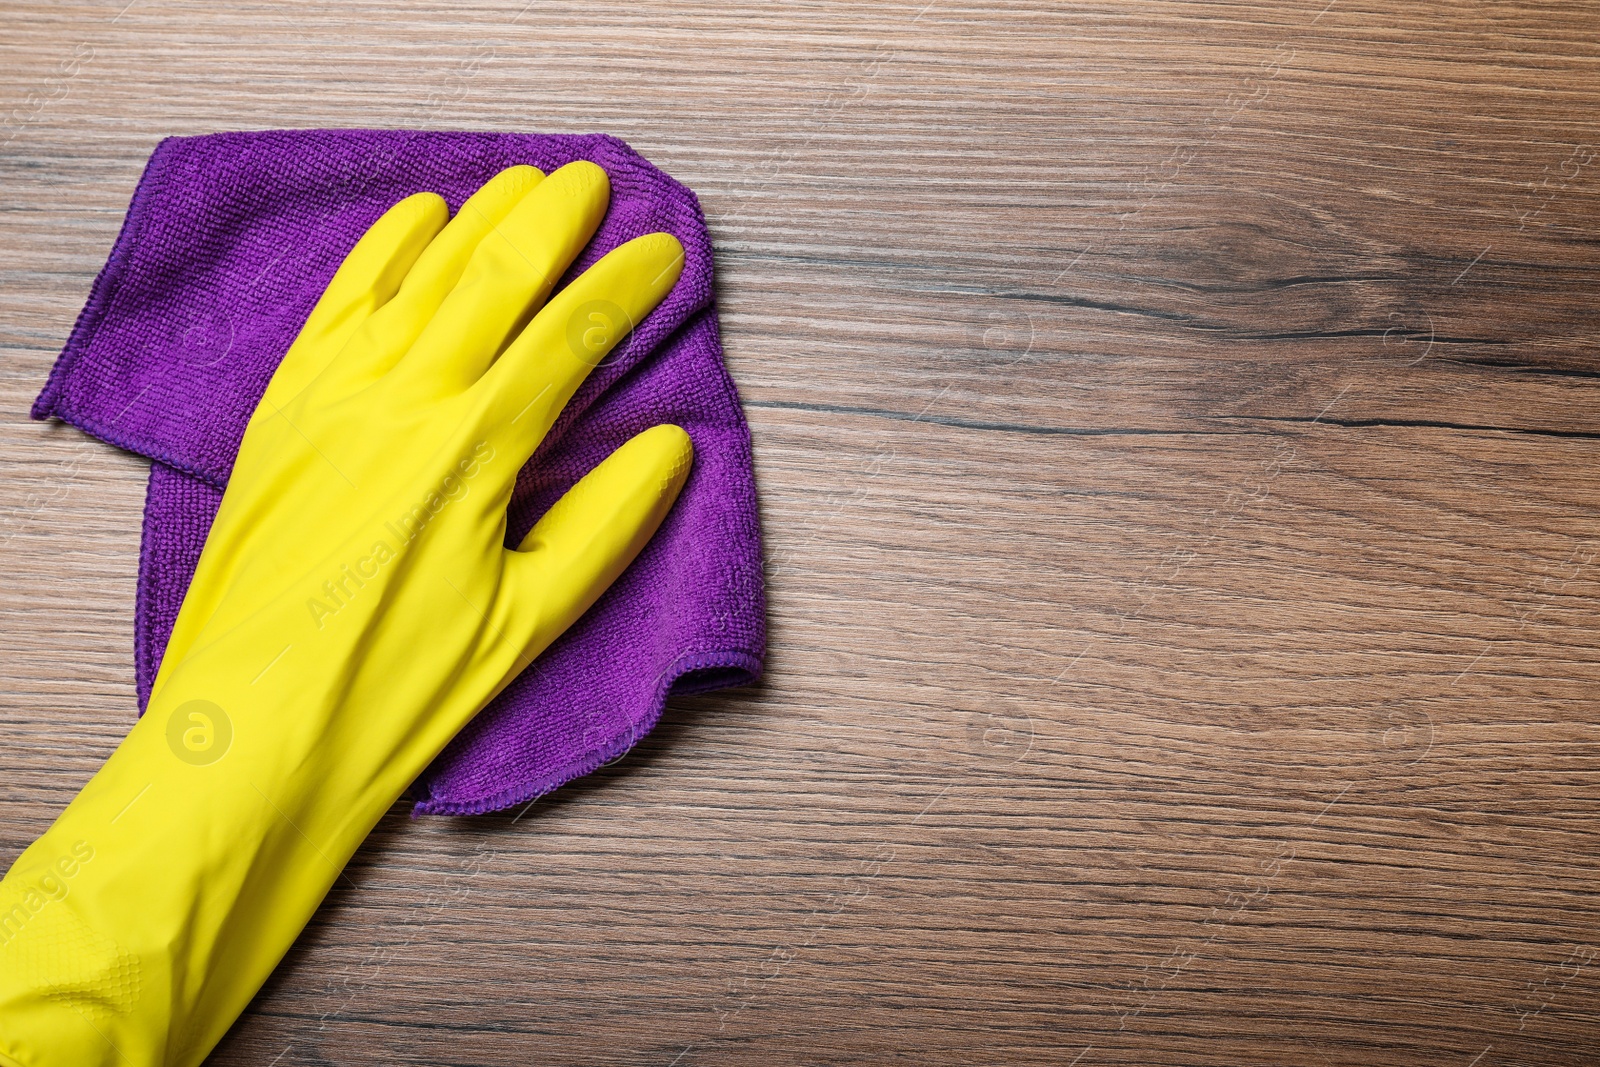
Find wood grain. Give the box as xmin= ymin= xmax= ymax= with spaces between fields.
xmin=4 ymin=1 xmax=1600 ymax=1063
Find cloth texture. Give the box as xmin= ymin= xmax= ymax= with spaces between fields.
xmin=32 ymin=129 xmax=765 ymax=815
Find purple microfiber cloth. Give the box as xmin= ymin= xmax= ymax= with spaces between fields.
xmin=32 ymin=129 xmax=765 ymax=816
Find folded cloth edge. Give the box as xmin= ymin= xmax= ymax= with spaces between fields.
xmin=408 ymin=649 xmax=765 ymax=817
xmin=32 ymin=136 xmax=175 ymax=451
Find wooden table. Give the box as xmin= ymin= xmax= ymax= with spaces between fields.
xmin=4 ymin=2 xmax=1599 ymax=1063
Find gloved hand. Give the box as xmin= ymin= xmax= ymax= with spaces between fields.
xmin=0 ymin=160 xmax=691 ymax=1067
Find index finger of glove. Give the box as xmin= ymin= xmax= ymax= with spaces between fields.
xmin=395 ymin=160 xmax=611 ymax=397
xmin=324 ymin=164 xmax=546 ymax=390
xmin=259 ymin=192 xmax=448 ymax=412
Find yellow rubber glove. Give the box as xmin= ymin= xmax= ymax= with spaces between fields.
xmin=0 ymin=161 xmax=691 ymax=1067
